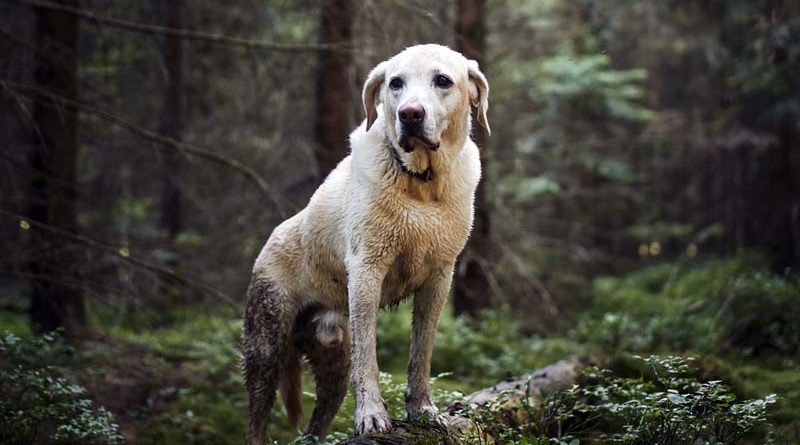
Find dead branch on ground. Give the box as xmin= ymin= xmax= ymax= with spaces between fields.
xmin=337 ymin=357 xmax=584 ymax=445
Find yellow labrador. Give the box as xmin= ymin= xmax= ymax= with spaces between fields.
xmin=243 ymin=44 xmax=489 ymax=444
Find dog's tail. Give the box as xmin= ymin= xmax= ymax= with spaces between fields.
xmin=280 ymin=347 xmax=303 ymax=428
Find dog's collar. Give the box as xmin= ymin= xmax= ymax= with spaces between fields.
xmin=384 ymin=138 xmax=433 ymax=182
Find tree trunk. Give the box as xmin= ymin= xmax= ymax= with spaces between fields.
xmin=763 ymin=120 xmax=800 ymax=270
xmin=314 ymin=0 xmax=354 ymax=180
xmin=336 ymin=357 xmax=584 ymax=445
xmin=159 ymin=0 xmax=186 ymax=249
xmin=453 ymin=0 xmax=493 ymax=317
xmin=27 ymin=0 xmax=86 ymax=338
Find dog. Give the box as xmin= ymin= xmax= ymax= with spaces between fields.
xmin=243 ymin=44 xmax=489 ymax=444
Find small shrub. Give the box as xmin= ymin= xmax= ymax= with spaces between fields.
xmin=0 ymin=331 xmax=123 ymax=445
xmin=132 ymin=317 xmax=248 ymax=445
xmin=378 ymin=302 xmax=577 ymax=384
xmin=584 ymin=256 xmax=800 ymax=356
xmin=453 ymin=355 xmax=777 ymax=445
xmin=431 ymin=307 xmax=583 ymax=385
xmin=583 ymin=355 xmax=777 ymax=444
xmin=572 ymin=312 xmax=711 ymax=355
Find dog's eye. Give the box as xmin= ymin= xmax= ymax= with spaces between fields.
xmin=389 ymin=77 xmax=404 ymax=90
xmin=434 ymin=74 xmax=453 ymax=89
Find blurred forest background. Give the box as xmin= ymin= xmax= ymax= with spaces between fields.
xmin=0 ymin=0 xmax=799 ymax=444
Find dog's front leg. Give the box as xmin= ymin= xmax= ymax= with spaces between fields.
xmin=348 ymin=264 xmax=392 ymax=435
xmin=406 ymin=265 xmax=453 ymax=419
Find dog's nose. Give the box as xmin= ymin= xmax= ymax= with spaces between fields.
xmin=398 ymin=103 xmax=425 ymax=125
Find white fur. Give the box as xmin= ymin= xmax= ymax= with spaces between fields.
xmin=314 ymin=310 xmax=346 ymax=348
xmin=251 ymin=44 xmax=489 ymax=435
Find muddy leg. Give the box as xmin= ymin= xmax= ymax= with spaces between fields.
xmin=243 ymin=278 xmax=293 ymax=445
xmin=303 ymin=315 xmax=351 ymax=439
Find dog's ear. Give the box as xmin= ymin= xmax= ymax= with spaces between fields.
xmin=467 ymin=59 xmax=491 ymax=136
xmin=362 ymin=61 xmax=387 ymax=131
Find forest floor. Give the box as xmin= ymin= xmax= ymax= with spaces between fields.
xmin=2 ymin=256 xmax=799 ymax=444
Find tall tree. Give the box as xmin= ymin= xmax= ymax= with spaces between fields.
xmin=159 ymin=0 xmax=186 ymax=253
xmin=27 ymin=0 xmax=86 ymax=337
xmin=453 ymin=0 xmax=493 ymax=317
xmin=314 ymin=0 xmax=354 ymax=179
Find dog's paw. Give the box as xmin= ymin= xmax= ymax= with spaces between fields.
xmin=355 ymin=402 xmax=392 ymax=435
xmin=407 ymin=401 xmax=439 ymax=422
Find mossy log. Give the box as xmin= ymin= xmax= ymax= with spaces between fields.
xmin=337 ymin=356 xmax=584 ymax=445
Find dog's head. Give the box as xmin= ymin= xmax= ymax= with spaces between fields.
xmin=362 ymin=45 xmax=489 ymax=163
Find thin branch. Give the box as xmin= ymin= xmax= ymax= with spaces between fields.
xmin=4 ymin=269 xmax=146 ymax=308
xmin=0 ymin=79 xmax=290 ymax=216
xmin=0 ymin=150 xmax=83 ymax=194
xmin=385 ymin=0 xmax=444 ymax=26
xmin=2 ymin=209 xmax=242 ymax=311
xmin=2 ymin=0 xmax=353 ymax=53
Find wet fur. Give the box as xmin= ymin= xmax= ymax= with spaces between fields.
xmin=243 ymin=44 xmax=489 ymax=444
xmin=243 ymin=280 xmax=350 ymax=443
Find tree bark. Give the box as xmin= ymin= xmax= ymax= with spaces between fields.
xmin=27 ymin=0 xmax=86 ymax=337
xmin=336 ymin=357 xmax=584 ymax=445
xmin=453 ymin=0 xmax=493 ymax=318
xmin=159 ymin=0 xmax=186 ymax=250
xmin=314 ymin=0 xmax=354 ymax=180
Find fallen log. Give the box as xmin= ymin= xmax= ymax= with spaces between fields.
xmin=337 ymin=356 xmax=584 ymax=445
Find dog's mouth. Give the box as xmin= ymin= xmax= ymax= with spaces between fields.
xmin=398 ymin=134 xmax=440 ymax=152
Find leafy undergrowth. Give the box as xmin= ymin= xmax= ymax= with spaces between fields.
xmin=580 ymin=255 xmax=800 ymax=357
xmin=452 ymin=355 xmax=779 ymax=445
xmin=0 ymin=332 xmax=123 ymax=445
xmin=0 ymin=256 xmax=797 ymax=444
xmin=573 ymin=255 xmax=800 ymax=439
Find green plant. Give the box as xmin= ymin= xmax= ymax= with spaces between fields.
xmin=452 ymin=355 xmax=777 ymax=445
xmin=585 ymin=356 xmax=777 ymax=444
xmin=583 ymin=257 xmax=800 ymax=356
xmin=378 ymin=302 xmax=554 ymax=384
xmin=0 ymin=331 xmax=122 ymax=445
xmin=378 ymin=301 xmax=584 ymax=388
xmin=130 ymin=317 xmax=249 ymax=445
xmin=431 ymin=308 xmax=582 ymax=385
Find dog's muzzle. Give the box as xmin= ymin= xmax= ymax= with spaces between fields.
xmin=398 ymin=133 xmax=440 ymax=152
xmin=398 ymin=103 xmax=439 ymax=152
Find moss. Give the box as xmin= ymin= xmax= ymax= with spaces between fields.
xmin=0 ymin=310 xmax=30 ymax=336
xmin=732 ymin=362 xmax=800 ymax=432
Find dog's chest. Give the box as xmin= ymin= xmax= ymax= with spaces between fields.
xmin=374 ymin=195 xmax=472 ymax=306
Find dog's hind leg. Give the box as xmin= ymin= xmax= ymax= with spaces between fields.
xmin=303 ymin=311 xmax=351 ymax=440
xmin=279 ymin=343 xmax=303 ymax=428
xmin=243 ymin=277 xmax=294 ymax=445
